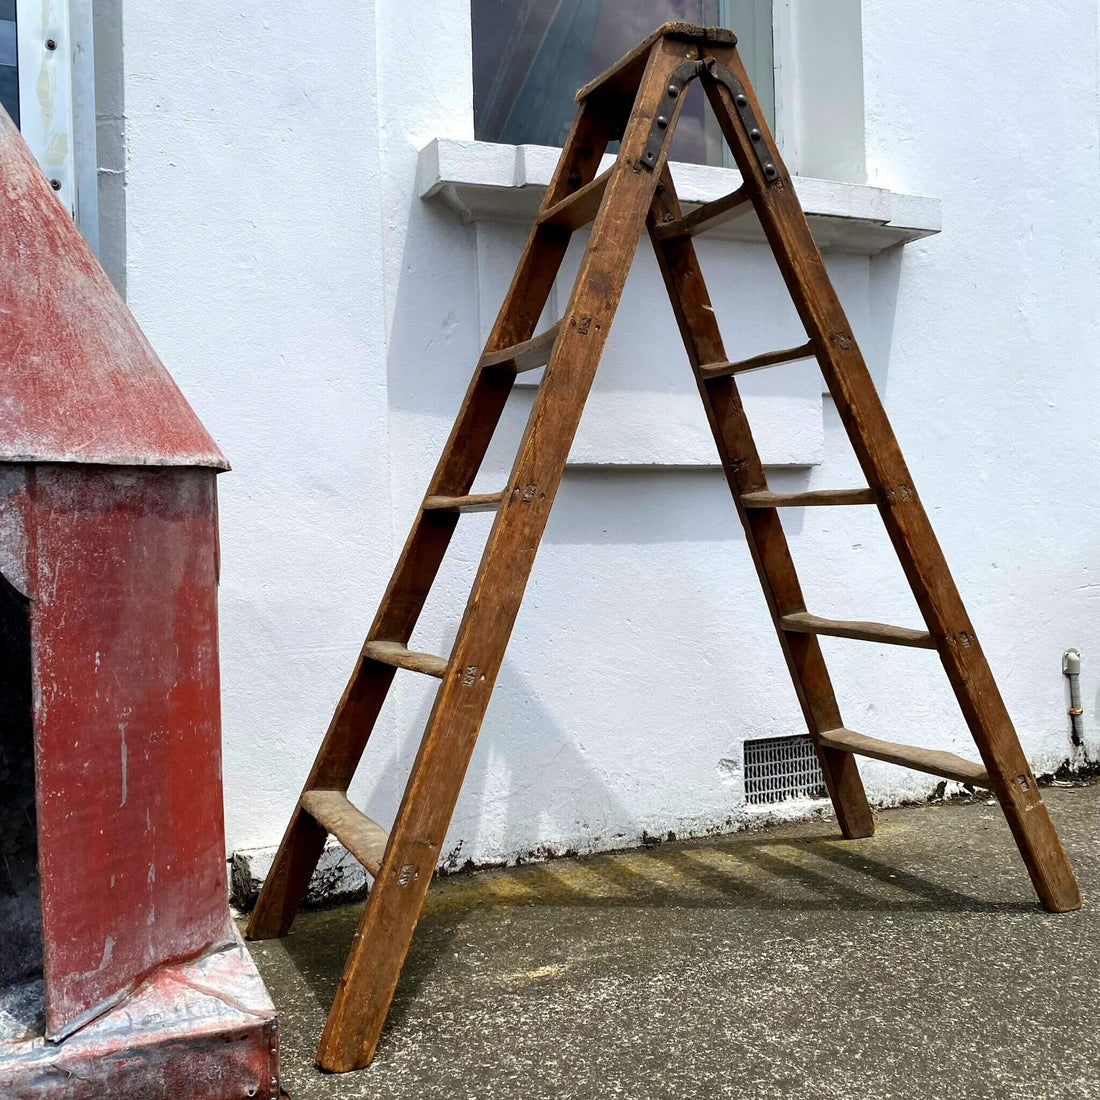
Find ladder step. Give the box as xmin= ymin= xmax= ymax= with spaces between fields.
xmin=652 ymin=185 xmax=751 ymax=241
xmin=817 ymin=728 xmax=991 ymax=788
xmin=479 ymin=321 xmax=561 ymax=374
xmin=300 ymin=790 xmax=389 ymax=878
xmin=363 ymin=641 xmax=449 ymax=678
xmin=779 ymin=611 xmax=935 ymax=649
xmin=742 ymin=489 xmax=877 ymax=508
xmin=699 ymin=340 xmax=816 ymax=380
xmin=423 ymin=491 xmax=505 ymax=514
xmin=539 ymin=167 xmax=614 ymax=230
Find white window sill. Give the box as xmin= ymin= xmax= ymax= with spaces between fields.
xmin=418 ymin=139 xmax=941 ymax=255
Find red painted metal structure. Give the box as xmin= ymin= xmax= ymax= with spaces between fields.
xmin=0 ymin=106 xmax=279 ymax=1097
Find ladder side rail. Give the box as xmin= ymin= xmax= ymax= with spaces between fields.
xmin=246 ymin=102 xmax=619 ymax=943
xmin=701 ymin=44 xmax=1080 ymax=913
xmin=316 ymin=36 xmax=705 ymax=1073
xmin=647 ymin=168 xmax=873 ymax=840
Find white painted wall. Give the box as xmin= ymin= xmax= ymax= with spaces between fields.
xmin=107 ymin=0 xmax=1100 ymax=875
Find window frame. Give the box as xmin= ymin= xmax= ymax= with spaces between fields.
xmin=466 ymin=0 xmax=867 ymax=185
xmin=14 ymin=0 xmax=98 ymax=249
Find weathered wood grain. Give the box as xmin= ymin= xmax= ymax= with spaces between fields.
xmin=651 ymin=184 xmax=751 ymax=241
xmin=741 ymin=489 xmax=877 ymax=508
xmin=648 ymin=171 xmax=875 ymax=843
xmin=539 ymin=167 xmax=614 ymax=229
xmin=315 ymin=37 xmax=704 ymax=1073
xmin=703 ymin=41 xmax=1080 ymax=913
xmin=300 ymin=791 xmax=389 ymax=879
xmin=362 ymin=642 xmax=448 ymax=678
xmin=423 ymin=492 xmax=504 ymax=514
xmin=479 ymin=321 xmax=562 ymax=373
xmin=699 ymin=340 xmax=816 ymax=380
xmin=817 ymin=728 xmax=991 ymax=788
xmin=779 ymin=611 xmax=935 ymax=649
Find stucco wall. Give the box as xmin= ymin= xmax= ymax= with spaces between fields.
xmin=109 ymin=0 xmax=1100 ymax=872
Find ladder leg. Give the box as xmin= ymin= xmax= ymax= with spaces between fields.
xmin=315 ymin=37 xmax=703 ymax=1072
xmin=702 ymin=46 xmax=1079 ymax=911
xmin=246 ymin=98 xmax=621 ymax=945
xmin=648 ymin=168 xmax=874 ymax=840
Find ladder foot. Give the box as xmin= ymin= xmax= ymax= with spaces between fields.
xmin=245 ymin=807 xmax=329 ymax=940
xmin=997 ymin=792 xmax=1082 ymax=912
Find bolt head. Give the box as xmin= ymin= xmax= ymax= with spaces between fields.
xmin=667 ymin=84 xmax=679 ymax=97
xmin=764 ymin=164 xmax=778 ymax=179
xmin=45 ymin=38 xmax=57 ymax=51
xmin=49 ymin=179 xmax=62 ymax=191
xmin=656 ymin=115 xmax=668 ymax=129
xmin=750 ymin=128 xmax=762 ymax=142
xmin=736 ymin=94 xmax=748 ymax=107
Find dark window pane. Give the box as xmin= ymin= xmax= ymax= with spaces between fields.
xmin=0 ymin=16 xmax=17 ymax=128
xmin=472 ymin=0 xmax=773 ymax=166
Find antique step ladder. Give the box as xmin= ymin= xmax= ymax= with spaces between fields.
xmin=248 ymin=22 xmax=1081 ymax=1072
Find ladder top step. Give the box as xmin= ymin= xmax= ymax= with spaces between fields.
xmin=818 ymin=728 xmax=991 ymax=788
xmin=300 ymin=790 xmax=389 ymax=879
xmin=364 ymin=640 xmax=449 ymax=678
xmin=742 ymin=488 xmax=877 ymax=509
xmin=576 ymin=23 xmax=737 ymax=102
xmin=479 ymin=321 xmax=561 ymax=374
xmin=780 ymin=611 xmax=935 ymax=649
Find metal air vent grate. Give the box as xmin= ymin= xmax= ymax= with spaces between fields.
xmin=743 ymin=734 xmax=827 ymax=805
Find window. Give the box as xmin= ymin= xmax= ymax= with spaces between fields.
xmin=0 ymin=3 xmax=17 ymax=126
xmin=471 ymin=0 xmax=774 ymax=168
xmin=0 ymin=0 xmax=98 ymax=249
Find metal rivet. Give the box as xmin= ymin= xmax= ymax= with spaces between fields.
xmin=667 ymin=84 xmax=679 ymax=97
xmin=656 ymin=115 xmax=668 ymax=129
xmin=49 ymin=179 xmax=62 ymax=191
xmin=736 ymin=94 xmax=748 ymax=107
xmin=45 ymin=38 xmax=57 ymax=50
xmin=750 ymin=129 xmax=762 ymax=142
xmin=765 ymin=164 xmax=777 ymax=179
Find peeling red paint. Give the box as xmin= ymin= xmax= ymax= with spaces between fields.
xmin=11 ymin=466 xmax=233 ymax=1038
xmin=0 ymin=111 xmax=277 ymax=1095
xmin=0 ymin=108 xmax=227 ymax=470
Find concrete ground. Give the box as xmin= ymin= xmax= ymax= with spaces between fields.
xmin=246 ymin=782 xmax=1100 ymax=1100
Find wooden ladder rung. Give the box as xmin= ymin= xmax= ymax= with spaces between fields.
xmin=652 ymin=185 xmax=751 ymax=241
xmin=700 ymin=340 xmax=816 ymax=380
xmin=742 ymin=488 xmax=877 ymax=508
xmin=479 ymin=321 xmax=561 ymax=374
xmin=817 ymin=728 xmax=991 ymax=788
xmin=539 ymin=167 xmax=614 ymax=230
xmin=363 ymin=641 xmax=449 ymax=678
xmin=423 ymin=491 xmax=505 ymax=514
xmin=779 ymin=611 xmax=935 ymax=649
xmin=300 ymin=790 xmax=389 ymax=878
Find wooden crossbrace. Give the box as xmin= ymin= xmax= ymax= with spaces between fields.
xmin=246 ymin=21 xmax=1081 ymax=1074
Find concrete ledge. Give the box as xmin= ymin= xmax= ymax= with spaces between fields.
xmin=418 ymin=139 xmax=942 ymax=255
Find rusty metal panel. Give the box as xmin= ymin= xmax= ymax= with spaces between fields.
xmin=0 ymin=108 xmax=226 ymax=469
xmin=14 ymin=466 xmax=233 ymax=1038
xmin=0 ymin=937 xmax=279 ymax=1100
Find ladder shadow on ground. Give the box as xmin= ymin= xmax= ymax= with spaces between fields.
xmin=284 ymin=774 xmax=1037 ymax=1054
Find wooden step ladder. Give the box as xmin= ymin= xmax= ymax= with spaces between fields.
xmin=247 ymin=22 xmax=1081 ymax=1072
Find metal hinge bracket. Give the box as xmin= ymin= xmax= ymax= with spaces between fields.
xmin=639 ymin=57 xmax=778 ymax=184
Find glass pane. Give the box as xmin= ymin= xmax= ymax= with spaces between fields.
xmin=472 ymin=0 xmax=773 ymax=167
xmin=0 ymin=0 xmax=17 ymax=128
